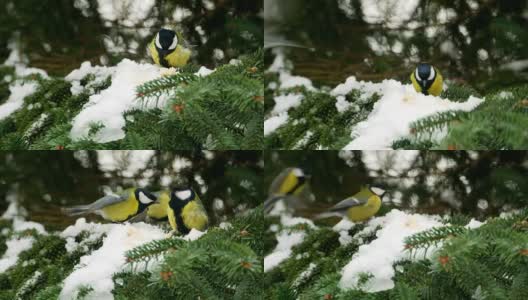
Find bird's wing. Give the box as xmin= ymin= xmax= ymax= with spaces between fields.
xmin=264 ymin=195 xmax=283 ymax=213
xmin=327 ymin=196 xmax=367 ymax=212
xmin=268 ymin=168 xmax=293 ymax=195
xmin=88 ymin=193 xmax=129 ymax=211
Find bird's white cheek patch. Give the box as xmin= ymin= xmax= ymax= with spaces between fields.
xmin=428 ymin=67 xmax=435 ymax=80
xmin=175 ymin=190 xmax=192 ymax=200
xmin=292 ymin=168 xmax=304 ymax=177
xmin=169 ymin=35 xmax=178 ymax=50
xmin=139 ymin=192 xmax=153 ymax=204
xmin=155 ymin=34 xmax=162 ymax=49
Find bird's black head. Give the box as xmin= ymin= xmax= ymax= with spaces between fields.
xmin=169 ymin=187 xmax=194 ymax=211
xmin=156 ymin=28 xmax=178 ymax=51
xmin=415 ymin=63 xmax=436 ymax=83
xmin=134 ymin=188 xmax=158 ymax=211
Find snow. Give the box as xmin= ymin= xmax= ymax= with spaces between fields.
xmin=59 ymin=218 xmax=205 ymax=300
xmin=264 ymin=231 xmax=306 ymax=272
xmin=331 ymin=76 xmax=484 ymax=149
xmin=66 ymin=58 xmax=216 ymax=143
xmin=271 ymin=94 xmax=304 ymax=115
xmin=0 ymin=237 xmax=35 ymax=273
xmin=66 ymin=61 xmax=115 ymax=96
xmin=0 ymin=194 xmax=45 ymax=272
xmin=466 ymin=219 xmax=484 ymax=229
xmin=339 ymin=209 xmax=444 ymax=292
xmin=195 ymin=66 xmax=215 ymax=77
xmin=333 ymin=218 xmax=356 ymax=245
xmin=59 ymin=219 xmax=166 ymax=300
xmin=265 ymin=49 xmax=315 ymax=136
xmin=67 ymin=59 xmax=172 ymax=143
xmin=0 ymin=82 xmax=38 ymax=121
xmin=264 ymin=113 xmax=289 ymax=136
xmin=264 ymin=205 xmax=315 ymax=272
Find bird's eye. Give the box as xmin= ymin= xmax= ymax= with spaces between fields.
xmin=155 ymin=34 xmax=162 ymax=49
xmin=428 ymin=66 xmax=435 ymax=81
xmin=168 ymin=35 xmax=178 ymax=50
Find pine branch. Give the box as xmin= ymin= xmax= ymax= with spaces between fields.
xmin=404 ymin=226 xmax=467 ymax=254
xmin=125 ymin=238 xmax=185 ymax=264
xmin=136 ymin=73 xmax=198 ymax=105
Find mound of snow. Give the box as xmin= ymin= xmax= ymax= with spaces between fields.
xmin=331 ymin=77 xmax=484 ymax=150
xmin=59 ymin=219 xmax=166 ymax=300
xmin=59 ymin=218 xmax=205 ymax=300
xmin=67 ymin=59 xmax=172 ymax=143
xmin=339 ymin=209 xmax=444 ymax=292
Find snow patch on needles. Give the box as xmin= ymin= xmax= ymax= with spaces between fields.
xmin=339 ymin=209 xmax=444 ymax=292
xmin=0 ymin=81 xmax=38 ymax=121
xmin=331 ymin=76 xmax=484 ymax=150
xmin=265 ymin=49 xmax=315 ymax=136
xmin=59 ymin=218 xmax=166 ymax=300
xmin=0 ymin=193 xmax=46 ymax=272
xmin=264 ymin=231 xmax=306 ymax=272
xmin=68 ymin=59 xmax=171 ymax=143
xmin=264 ymin=201 xmax=315 ymax=272
xmin=0 ymin=236 xmax=35 ymax=273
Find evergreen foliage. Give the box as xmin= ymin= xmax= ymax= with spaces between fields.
xmin=264 ymin=209 xmax=528 ymax=299
xmin=0 ymin=207 xmax=263 ymax=300
xmin=265 ymin=76 xmax=528 ymax=150
xmin=0 ymin=226 xmax=105 ymax=300
xmin=0 ymin=51 xmax=263 ymax=150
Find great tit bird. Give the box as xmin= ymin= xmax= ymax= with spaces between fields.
xmin=410 ymin=63 xmax=443 ymax=97
xmin=314 ymin=186 xmax=382 ymax=222
xmin=146 ymin=190 xmax=170 ymax=221
xmin=62 ymin=188 xmax=158 ymax=222
xmin=264 ymin=167 xmax=310 ymax=214
xmin=149 ymin=28 xmax=192 ymax=68
xmin=167 ymin=187 xmax=209 ymax=234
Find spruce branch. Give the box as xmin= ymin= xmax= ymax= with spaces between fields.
xmin=404 ymin=225 xmax=467 ymax=254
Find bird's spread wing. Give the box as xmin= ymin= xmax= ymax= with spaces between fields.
xmin=328 ymin=197 xmax=366 ymax=212
xmin=88 ymin=194 xmax=129 ymax=211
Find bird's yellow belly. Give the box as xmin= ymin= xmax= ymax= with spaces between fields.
xmin=101 ymin=197 xmax=138 ymax=222
xmin=147 ymin=192 xmax=170 ymax=220
xmin=182 ymin=201 xmax=208 ymax=231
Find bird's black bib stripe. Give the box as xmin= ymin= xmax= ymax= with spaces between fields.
xmin=286 ymin=176 xmax=306 ymax=195
xmin=156 ymin=48 xmax=176 ymax=68
xmin=134 ymin=188 xmax=156 ymax=212
xmin=169 ymin=196 xmax=191 ymax=234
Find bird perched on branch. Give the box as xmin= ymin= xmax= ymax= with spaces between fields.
xmin=264 ymin=167 xmax=311 ymax=214
xmin=314 ymin=186 xmax=383 ymax=222
xmin=410 ymin=63 xmax=443 ymax=97
xmin=149 ymin=28 xmax=191 ymax=68
xmin=62 ymin=188 xmax=158 ymax=222
xmin=167 ymin=187 xmax=209 ymax=234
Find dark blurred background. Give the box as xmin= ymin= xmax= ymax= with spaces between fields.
xmin=0 ymin=0 xmax=263 ymax=76
xmin=265 ymin=0 xmax=528 ymax=92
xmin=265 ymin=150 xmax=528 ymax=219
xmin=0 ymin=150 xmax=263 ymax=230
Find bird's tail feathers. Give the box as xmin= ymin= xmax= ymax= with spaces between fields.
xmin=61 ymin=205 xmax=93 ymax=216
xmin=313 ymin=211 xmax=343 ymax=220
